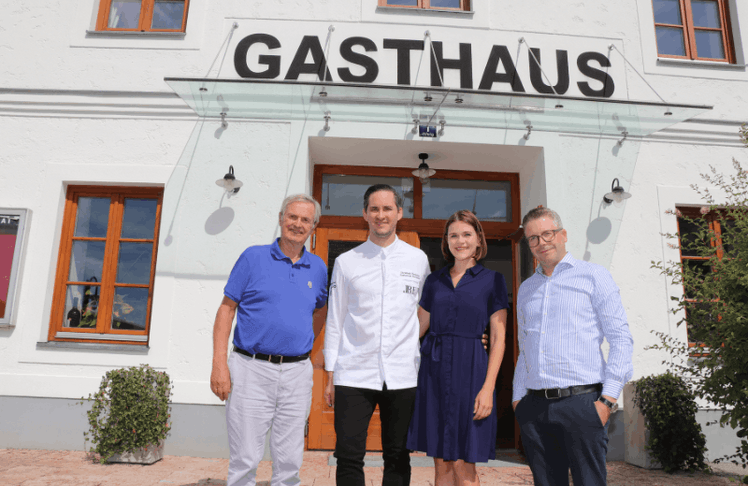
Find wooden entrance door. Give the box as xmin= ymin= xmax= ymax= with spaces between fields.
xmin=306 ymin=228 xmax=420 ymax=451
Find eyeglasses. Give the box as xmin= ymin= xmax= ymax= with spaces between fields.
xmin=526 ymin=229 xmax=563 ymax=248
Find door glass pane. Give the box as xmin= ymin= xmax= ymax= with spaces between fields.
xmin=116 ymin=242 xmax=153 ymax=284
xmin=430 ymin=0 xmax=461 ymax=8
xmin=108 ymin=0 xmax=142 ymax=29
xmin=63 ymin=284 xmax=100 ymax=328
xmin=386 ymin=0 xmax=418 ymax=5
xmin=151 ymin=0 xmax=185 ymax=30
xmin=75 ymin=198 xmax=110 ymax=238
xmin=653 ymin=0 xmax=683 ymax=25
xmin=422 ymin=179 xmax=511 ymax=221
xmin=695 ymin=30 xmax=726 ymax=59
xmin=321 ymin=175 xmax=414 ymax=218
xmin=656 ymin=26 xmax=687 ymax=56
xmin=691 ymin=0 xmax=721 ymax=28
xmin=68 ymin=241 xmax=106 ymax=282
xmin=111 ymin=287 xmax=149 ymax=330
xmin=121 ymin=198 xmax=158 ymax=239
xmin=0 ymin=215 xmax=20 ymax=319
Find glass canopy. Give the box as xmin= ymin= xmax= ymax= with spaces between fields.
xmin=165 ymin=78 xmax=711 ymax=137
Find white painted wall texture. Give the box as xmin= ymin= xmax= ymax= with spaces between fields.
xmin=1 ymin=1 xmax=746 ymax=422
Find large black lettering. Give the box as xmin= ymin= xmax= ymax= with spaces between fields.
xmin=577 ymin=51 xmax=615 ymax=98
xmin=478 ymin=45 xmax=525 ymax=92
xmin=529 ymin=48 xmax=569 ymax=95
xmin=285 ymin=36 xmax=333 ymax=81
xmin=338 ymin=36 xmax=379 ymax=83
xmin=383 ymin=39 xmax=425 ymax=85
xmin=429 ymin=42 xmax=473 ymax=89
xmin=234 ymin=34 xmax=281 ymax=79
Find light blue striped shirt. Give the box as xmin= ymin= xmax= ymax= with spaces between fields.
xmin=512 ymin=252 xmax=634 ymax=402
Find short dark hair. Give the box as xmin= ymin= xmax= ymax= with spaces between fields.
xmin=442 ymin=210 xmax=488 ymax=263
xmin=522 ymin=207 xmax=563 ymax=230
xmin=363 ymin=184 xmax=402 ymax=211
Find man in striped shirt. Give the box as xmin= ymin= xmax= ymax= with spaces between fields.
xmin=512 ymin=207 xmax=634 ymax=486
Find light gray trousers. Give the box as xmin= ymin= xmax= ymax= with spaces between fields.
xmin=226 ymin=351 xmax=313 ymax=486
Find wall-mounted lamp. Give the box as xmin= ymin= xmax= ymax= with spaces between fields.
xmin=412 ymin=153 xmax=436 ymax=183
xmin=603 ymin=178 xmax=632 ymax=204
xmin=216 ymin=165 xmax=243 ymax=196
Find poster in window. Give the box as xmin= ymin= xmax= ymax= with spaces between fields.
xmin=0 ymin=214 xmax=20 ymax=319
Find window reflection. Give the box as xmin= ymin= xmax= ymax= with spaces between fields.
xmin=116 ymin=242 xmax=153 ymax=285
xmin=423 ymin=179 xmax=511 ymax=221
xmin=111 ymin=287 xmax=149 ymax=330
xmin=75 ymin=198 xmax=110 ymax=238
xmin=321 ymin=175 xmax=414 ymax=218
xmin=108 ymin=0 xmax=142 ymax=28
xmin=152 ymin=0 xmax=185 ymax=30
xmin=121 ymin=199 xmax=158 ymax=239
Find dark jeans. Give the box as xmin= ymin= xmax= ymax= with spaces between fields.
xmin=515 ymin=391 xmax=609 ymax=486
xmin=334 ymin=384 xmax=416 ymax=486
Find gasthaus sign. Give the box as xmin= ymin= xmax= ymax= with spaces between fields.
xmin=228 ymin=21 xmax=626 ymax=99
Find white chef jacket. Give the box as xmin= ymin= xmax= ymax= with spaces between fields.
xmin=324 ymin=236 xmax=430 ymax=390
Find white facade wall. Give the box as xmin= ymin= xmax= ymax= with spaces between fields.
xmin=1 ymin=0 xmax=746 ymax=454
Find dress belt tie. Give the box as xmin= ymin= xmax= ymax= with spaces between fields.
xmin=421 ymin=331 xmax=481 ymax=362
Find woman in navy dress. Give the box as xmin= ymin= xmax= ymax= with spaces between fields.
xmin=407 ymin=210 xmax=508 ymax=486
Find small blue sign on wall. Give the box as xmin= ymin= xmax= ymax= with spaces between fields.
xmin=419 ymin=125 xmax=437 ymax=138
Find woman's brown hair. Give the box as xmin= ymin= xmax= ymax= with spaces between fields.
xmin=441 ymin=210 xmax=488 ymax=263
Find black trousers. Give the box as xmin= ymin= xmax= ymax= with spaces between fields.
xmin=334 ymin=385 xmax=416 ymax=486
xmin=515 ymin=391 xmax=609 ymax=486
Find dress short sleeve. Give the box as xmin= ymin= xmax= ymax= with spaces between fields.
xmin=419 ymin=272 xmax=438 ymax=313
xmin=489 ymin=272 xmax=509 ymax=315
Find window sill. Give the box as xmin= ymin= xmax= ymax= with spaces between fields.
xmin=37 ymin=341 xmax=150 ymax=353
xmin=656 ymin=57 xmax=746 ymax=70
xmin=376 ymin=6 xmax=473 ymax=15
xmin=85 ymin=30 xmax=186 ymax=39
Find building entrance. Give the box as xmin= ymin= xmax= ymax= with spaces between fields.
xmin=306 ymin=162 xmax=523 ymax=452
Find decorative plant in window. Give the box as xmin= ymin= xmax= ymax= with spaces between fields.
xmin=82 ymin=364 xmax=173 ymax=464
xmin=112 ymin=293 xmax=135 ymax=329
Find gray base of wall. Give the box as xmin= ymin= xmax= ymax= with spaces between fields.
xmin=0 ymin=396 xmax=739 ymax=463
xmin=0 ymin=396 xmax=236 ymax=459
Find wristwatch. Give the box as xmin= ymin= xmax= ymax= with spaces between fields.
xmin=598 ymin=396 xmax=619 ymax=413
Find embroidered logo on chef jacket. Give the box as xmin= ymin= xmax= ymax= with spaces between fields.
xmin=403 ymin=285 xmax=419 ymax=295
xmin=400 ymin=271 xmax=421 ymax=279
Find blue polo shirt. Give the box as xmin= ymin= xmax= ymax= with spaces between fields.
xmin=224 ymin=238 xmax=328 ymax=356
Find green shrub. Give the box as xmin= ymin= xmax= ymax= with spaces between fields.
xmin=632 ymin=372 xmax=707 ymax=473
xmin=82 ymin=364 xmax=173 ymax=463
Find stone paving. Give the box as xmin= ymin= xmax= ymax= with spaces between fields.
xmin=0 ymin=449 xmax=743 ymax=486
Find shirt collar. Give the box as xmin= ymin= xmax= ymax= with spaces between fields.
xmin=535 ymin=251 xmax=574 ymax=276
xmin=364 ymin=235 xmax=400 ymax=257
xmin=271 ymin=238 xmax=311 ymax=266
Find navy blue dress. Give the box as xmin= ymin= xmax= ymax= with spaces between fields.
xmin=406 ymin=264 xmax=508 ymax=463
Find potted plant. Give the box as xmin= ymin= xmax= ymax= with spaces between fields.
xmin=82 ymin=364 xmax=173 ymax=464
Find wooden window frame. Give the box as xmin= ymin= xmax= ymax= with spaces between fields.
xmin=96 ymin=0 xmax=190 ymax=33
xmin=313 ymin=165 xmax=521 ymax=239
xmin=653 ymin=0 xmax=735 ymax=63
xmin=377 ymin=0 xmax=470 ymax=12
xmin=48 ymin=186 xmax=163 ymax=345
xmin=676 ymin=206 xmax=731 ymax=351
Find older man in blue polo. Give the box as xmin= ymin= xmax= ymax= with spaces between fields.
xmin=210 ymin=194 xmax=328 ymax=486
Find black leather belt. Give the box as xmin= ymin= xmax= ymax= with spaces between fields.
xmin=529 ymin=383 xmax=602 ymax=399
xmin=233 ymin=346 xmax=310 ymax=364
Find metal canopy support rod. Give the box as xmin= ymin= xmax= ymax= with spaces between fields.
xmin=608 ymin=44 xmax=672 ymax=116
xmin=519 ymin=37 xmax=564 ymax=109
